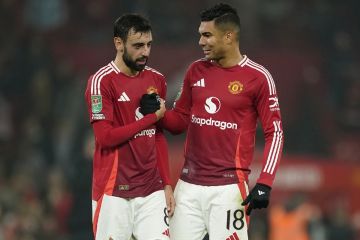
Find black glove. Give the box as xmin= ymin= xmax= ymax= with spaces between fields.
xmin=139 ymin=93 xmax=160 ymax=115
xmin=241 ymin=183 xmax=271 ymax=215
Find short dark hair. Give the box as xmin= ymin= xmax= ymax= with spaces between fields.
xmin=200 ymin=3 xmax=240 ymax=40
xmin=114 ymin=14 xmax=152 ymax=42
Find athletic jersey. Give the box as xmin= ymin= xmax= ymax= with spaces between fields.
xmin=85 ymin=61 xmax=167 ymax=200
xmin=163 ymin=55 xmax=284 ymax=187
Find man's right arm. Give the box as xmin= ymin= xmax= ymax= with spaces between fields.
xmin=86 ymin=74 xmax=164 ymax=148
xmin=161 ymin=69 xmax=192 ymax=134
xmin=161 ymin=109 xmax=189 ymax=134
xmin=93 ymin=99 xmax=166 ymax=148
xmin=92 ymin=114 xmax=157 ymax=148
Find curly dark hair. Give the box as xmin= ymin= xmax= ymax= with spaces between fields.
xmin=114 ymin=14 xmax=152 ymax=42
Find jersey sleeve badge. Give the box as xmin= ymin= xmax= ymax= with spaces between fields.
xmin=91 ymin=95 xmax=103 ymax=113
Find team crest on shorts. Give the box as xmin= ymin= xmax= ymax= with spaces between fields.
xmin=228 ymin=81 xmax=243 ymax=94
xmin=162 ymin=228 xmax=170 ymax=237
xmin=91 ymin=95 xmax=102 ymax=113
xmin=147 ymin=86 xmax=158 ymax=94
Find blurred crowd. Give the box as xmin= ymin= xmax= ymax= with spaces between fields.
xmin=0 ymin=0 xmax=359 ymax=239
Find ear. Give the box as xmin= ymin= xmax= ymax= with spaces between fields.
xmin=114 ymin=37 xmax=124 ymax=52
xmin=224 ymin=31 xmax=233 ymax=44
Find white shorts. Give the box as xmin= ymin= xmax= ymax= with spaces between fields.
xmin=92 ymin=190 xmax=170 ymax=240
xmin=170 ymin=180 xmax=250 ymax=240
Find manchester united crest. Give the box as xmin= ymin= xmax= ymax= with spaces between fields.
xmin=147 ymin=86 xmax=158 ymax=94
xmin=228 ymin=81 xmax=243 ymax=94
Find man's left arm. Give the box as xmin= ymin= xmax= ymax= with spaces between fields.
xmin=155 ymin=128 xmax=175 ymax=216
xmin=155 ymin=128 xmax=171 ymax=186
xmin=242 ymin=71 xmax=284 ymax=215
xmin=256 ymin=75 xmax=284 ymax=187
xmin=156 ymin=75 xmax=175 ymax=216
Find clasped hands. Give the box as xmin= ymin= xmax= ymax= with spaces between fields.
xmin=139 ymin=93 xmax=166 ymax=120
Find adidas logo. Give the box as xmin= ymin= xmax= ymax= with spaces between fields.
xmin=226 ymin=232 xmax=239 ymax=240
xmin=162 ymin=228 xmax=170 ymax=237
xmin=258 ymin=190 xmax=265 ymax=195
xmin=193 ymin=78 xmax=205 ymax=87
xmin=117 ymin=92 xmax=130 ymax=101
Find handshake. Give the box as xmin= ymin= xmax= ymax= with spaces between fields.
xmin=139 ymin=93 xmax=165 ymax=119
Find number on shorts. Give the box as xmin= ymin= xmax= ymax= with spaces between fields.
xmin=226 ymin=209 xmax=244 ymax=230
xmin=163 ymin=207 xmax=169 ymax=226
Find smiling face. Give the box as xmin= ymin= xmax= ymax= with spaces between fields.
xmin=198 ymin=20 xmax=227 ymax=61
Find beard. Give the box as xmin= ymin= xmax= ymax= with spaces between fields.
xmin=122 ymin=48 xmax=147 ymax=72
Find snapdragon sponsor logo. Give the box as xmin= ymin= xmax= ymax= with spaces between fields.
xmin=134 ymin=129 xmax=156 ymax=138
xmin=135 ymin=107 xmax=144 ymax=121
xmin=204 ymin=97 xmax=221 ymax=114
xmin=134 ymin=107 xmax=156 ymax=138
xmin=191 ymin=114 xmax=237 ymax=130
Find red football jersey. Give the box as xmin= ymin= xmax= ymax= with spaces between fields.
xmin=163 ymin=55 xmax=284 ymax=187
xmin=85 ymin=61 xmax=167 ymax=200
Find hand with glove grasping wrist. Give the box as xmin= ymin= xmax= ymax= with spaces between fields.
xmin=139 ymin=93 xmax=160 ymax=115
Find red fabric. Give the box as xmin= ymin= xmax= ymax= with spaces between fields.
xmin=155 ymin=128 xmax=171 ymax=185
xmin=92 ymin=114 xmax=157 ymax=148
xmin=161 ymin=109 xmax=189 ymax=134
xmin=85 ymin=62 xmax=168 ymax=199
xmin=162 ymin=56 xmax=283 ymax=187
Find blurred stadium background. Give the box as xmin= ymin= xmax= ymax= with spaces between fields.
xmin=0 ymin=0 xmax=359 ymax=239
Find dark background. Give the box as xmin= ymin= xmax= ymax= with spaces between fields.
xmin=0 ymin=0 xmax=359 ymax=239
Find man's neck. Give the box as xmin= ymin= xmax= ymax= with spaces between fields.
xmin=216 ymin=49 xmax=243 ymax=68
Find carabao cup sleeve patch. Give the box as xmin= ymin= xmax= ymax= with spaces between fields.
xmin=91 ymin=95 xmax=102 ymax=113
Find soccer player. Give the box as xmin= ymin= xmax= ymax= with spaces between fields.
xmin=144 ymin=3 xmax=284 ymax=240
xmin=84 ymin=14 xmax=174 ymax=240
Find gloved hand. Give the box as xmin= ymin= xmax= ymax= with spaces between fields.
xmin=139 ymin=93 xmax=160 ymax=115
xmin=241 ymin=183 xmax=271 ymax=215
